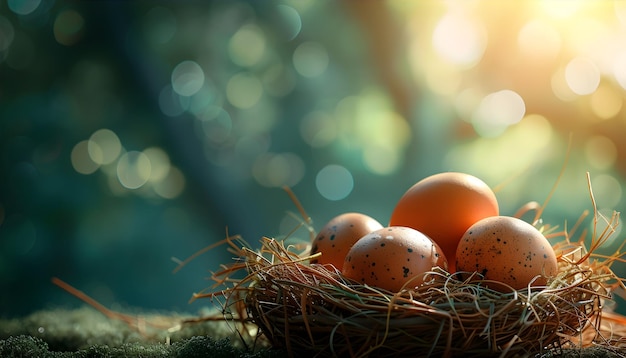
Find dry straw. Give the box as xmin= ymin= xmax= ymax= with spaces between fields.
xmin=184 ymin=174 xmax=626 ymax=357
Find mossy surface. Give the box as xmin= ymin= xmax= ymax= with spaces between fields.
xmin=1 ymin=306 xmax=625 ymax=357
xmin=0 ymin=335 xmax=287 ymax=358
xmin=0 ymin=306 xmax=284 ymax=357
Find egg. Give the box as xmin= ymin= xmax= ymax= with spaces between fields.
xmin=342 ymin=226 xmax=448 ymax=292
xmin=310 ymin=212 xmax=384 ymax=271
xmin=389 ymin=172 xmax=499 ymax=272
xmin=455 ymin=216 xmax=558 ymax=290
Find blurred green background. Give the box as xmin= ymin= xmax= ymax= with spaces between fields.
xmin=2 ymin=0 xmax=626 ymax=318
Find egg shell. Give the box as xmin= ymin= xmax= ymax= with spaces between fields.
xmin=310 ymin=212 xmax=383 ymax=271
xmin=455 ymin=216 xmax=558 ymax=290
xmin=342 ymin=226 xmax=448 ymax=292
xmin=389 ymin=172 xmax=499 ymax=272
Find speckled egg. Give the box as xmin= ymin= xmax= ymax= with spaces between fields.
xmin=342 ymin=226 xmax=448 ymax=292
xmin=310 ymin=212 xmax=383 ymax=271
xmin=455 ymin=216 xmax=558 ymax=290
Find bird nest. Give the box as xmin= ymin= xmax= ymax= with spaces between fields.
xmin=178 ymin=174 xmax=626 ymax=357
xmin=183 ymin=215 xmax=625 ymax=356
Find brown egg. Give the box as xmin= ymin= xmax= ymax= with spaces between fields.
xmin=310 ymin=212 xmax=383 ymax=271
xmin=342 ymin=226 xmax=448 ymax=292
xmin=455 ymin=216 xmax=558 ymax=290
xmin=389 ymin=172 xmax=499 ymax=272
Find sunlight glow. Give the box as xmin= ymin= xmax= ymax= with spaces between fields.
xmin=432 ymin=11 xmax=486 ymax=67
xmin=517 ymin=19 xmax=561 ymax=62
xmin=565 ymin=57 xmax=600 ymax=95
xmin=471 ymin=90 xmax=526 ymax=137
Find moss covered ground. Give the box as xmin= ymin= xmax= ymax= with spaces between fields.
xmin=0 ymin=306 xmax=284 ymax=357
xmin=1 ymin=305 xmax=624 ymax=357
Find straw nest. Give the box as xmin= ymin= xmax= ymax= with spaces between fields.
xmin=187 ymin=194 xmax=626 ymax=357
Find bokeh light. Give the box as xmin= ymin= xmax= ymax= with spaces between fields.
xmin=53 ymin=9 xmax=84 ymax=46
xmin=262 ymin=63 xmax=297 ymax=97
xmin=332 ymin=89 xmax=411 ymax=175
xmin=612 ymin=50 xmax=626 ymax=90
xmin=229 ymin=24 xmax=266 ymax=67
xmin=8 ymin=0 xmax=42 ymax=16
xmin=538 ymin=0 xmax=586 ymax=19
xmin=517 ymin=20 xmax=561 ymax=63
xmin=153 ymin=166 xmax=185 ymax=199
xmin=590 ymin=83 xmax=623 ymax=120
xmin=143 ymin=147 xmax=171 ymax=183
xmin=471 ymin=90 xmax=526 ymax=137
xmin=71 ymin=140 xmax=99 ymax=175
xmin=432 ymin=10 xmax=486 ymax=68
xmin=70 ymin=128 xmax=187 ymax=200
xmin=171 ymin=60 xmax=205 ymax=97
xmin=226 ymin=72 xmax=263 ymax=109
xmin=88 ymin=129 xmax=122 ymax=166
xmin=445 ymin=113 xmax=554 ymax=200
xmin=253 ymin=152 xmax=305 ymax=188
xmin=185 ymin=85 xmax=217 ymax=118
xmin=159 ymin=84 xmax=185 ymax=117
xmin=116 ymin=151 xmax=152 ymax=190
xmin=315 ymin=164 xmax=353 ymax=201
xmin=551 ymin=66 xmax=577 ymax=102
xmin=198 ymin=106 xmax=233 ymax=144
xmin=565 ymin=57 xmax=600 ymax=95
xmin=276 ymin=4 xmax=302 ymax=41
xmin=293 ymin=41 xmax=329 ymax=77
